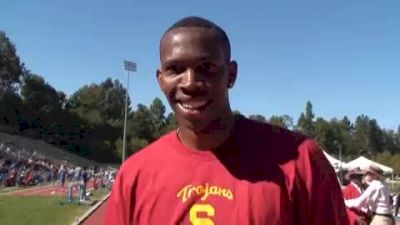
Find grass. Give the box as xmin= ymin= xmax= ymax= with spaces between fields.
xmin=91 ymin=188 xmax=110 ymax=200
xmin=0 ymin=189 xmax=109 ymax=225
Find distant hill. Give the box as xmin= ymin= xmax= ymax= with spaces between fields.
xmin=0 ymin=131 xmax=103 ymax=167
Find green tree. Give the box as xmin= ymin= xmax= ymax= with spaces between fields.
xmin=341 ymin=116 xmax=353 ymax=133
xmin=268 ymin=115 xmax=293 ymax=129
xmin=232 ymin=110 xmax=242 ymax=116
xmin=149 ymin=97 xmax=166 ymax=139
xmin=314 ymin=117 xmax=332 ymax=151
xmin=67 ymin=78 xmax=129 ymax=162
xmin=380 ymin=129 xmax=400 ymax=154
xmin=114 ymin=137 xmax=148 ymax=157
xmin=21 ymin=74 xmax=63 ymax=114
xmin=0 ymin=31 xmax=25 ymax=129
xmin=129 ymin=137 xmax=149 ymax=155
xmin=248 ymin=114 xmax=266 ymax=123
xmin=99 ymin=78 xmax=127 ymax=123
xmin=0 ymin=31 xmax=24 ymax=92
xmin=395 ymin=126 xmax=400 ymax=150
xmin=352 ymin=115 xmax=370 ymax=156
xmin=338 ymin=117 xmax=354 ymax=157
xmin=297 ymin=101 xmax=315 ymax=137
xmin=163 ymin=112 xmax=178 ymax=133
xmin=19 ymin=74 xmax=66 ymax=138
xmin=128 ymin=104 xmax=153 ymax=142
xmin=68 ymin=78 xmax=129 ymax=126
xmin=367 ymin=119 xmax=384 ymax=154
xmin=0 ymin=91 xmax=23 ymax=127
xmin=373 ymin=151 xmax=400 ymax=175
xmin=351 ymin=116 xmax=385 ymax=156
xmin=68 ymin=84 xmax=105 ymax=125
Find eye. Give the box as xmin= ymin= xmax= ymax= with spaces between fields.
xmin=165 ymin=65 xmax=185 ymax=76
xmin=202 ymin=62 xmax=216 ymax=70
xmin=198 ymin=62 xmax=218 ymax=76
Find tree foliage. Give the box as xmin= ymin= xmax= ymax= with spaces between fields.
xmin=0 ymin=31 xmax=24 ymax=92
xmin=268 ymin=115 xmax=293 ymax=129
xmin=297 ymin=100 xmax=315 ymax=136
xmin=373 ymin=152 xmax=400 ymax=175
xmin=248 ymin=114 xmax=266 ymax=123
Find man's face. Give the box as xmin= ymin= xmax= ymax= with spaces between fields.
xmin=157 ymin=27 xmax=237 ymax=130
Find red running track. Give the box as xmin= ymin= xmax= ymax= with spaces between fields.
xmin=11 ymin=181 xmax=94 ymax=196
xmin=82 ymin=200 xmax=108 ymax=225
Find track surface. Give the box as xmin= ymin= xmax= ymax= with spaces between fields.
xmin=81 ymin=200 xmax=108 ymax=225
xmin=9 ymin=182 xmax=94 ymax=196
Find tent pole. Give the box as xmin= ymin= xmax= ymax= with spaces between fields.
xmin=391 ymin=173 xmax=394 ymax=192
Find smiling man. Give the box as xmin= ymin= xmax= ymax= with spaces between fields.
xmin=104 ymin=16 xmax=349 ymax=225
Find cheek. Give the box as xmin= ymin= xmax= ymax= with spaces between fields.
xmin=210 ymin=78 xmax=229 ymax=96
xmin=160 ymin=77 xmax=177 ymax=98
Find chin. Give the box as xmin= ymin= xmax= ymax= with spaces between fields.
xmin=172 ymin=100 xmax=229 ymax=132
xmin=175 ymin=113 xmax=214 ymax=132
xmin=178 ymin=116 xmax=210 ymax=130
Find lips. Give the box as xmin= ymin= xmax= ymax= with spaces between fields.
xmin=180 ymin=100 xmax=209 ymax=109
xmin=176 ymin=99 xmax=212 ymax=112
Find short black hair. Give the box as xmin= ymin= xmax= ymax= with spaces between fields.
xmin=161 ymin=16 xmax=231 ymax=61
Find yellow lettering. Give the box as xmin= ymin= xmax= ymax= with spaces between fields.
xmin=177 ymin=185 xmax=192 ymax=202
xmin=196 ymin=185 xmax=205 ymax=195
xmin=177 ymin=184 xmax=234 ymax=202
xmin=225 ymin=190 xmax=234 ymax=200
xmin=190 ymin=204 xmax=215 ymax=225
xmin=209 ymin=186 xmax=218 ymax=195
xmin=217 ymin=187 xmax=224 ymax=196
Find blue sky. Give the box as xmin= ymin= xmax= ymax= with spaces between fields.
xmin=1 ymin=0 xmax=399 ymax=130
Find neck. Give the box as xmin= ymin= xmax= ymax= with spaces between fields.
xmin=177 ymin=113 xmax=236 ymax=150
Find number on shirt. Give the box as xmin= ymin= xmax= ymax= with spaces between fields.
xmin=190 ymin=204 xmax=215 ymax=225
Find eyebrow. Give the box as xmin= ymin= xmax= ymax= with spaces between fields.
xmin=162 ymin=56 xmax=213 ymax=67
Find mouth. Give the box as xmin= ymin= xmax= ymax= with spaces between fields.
xmin=176 ymin=99 xmax=212 ymax=113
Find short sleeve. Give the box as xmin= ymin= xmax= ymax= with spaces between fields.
xmin=293 ymin=139 xmax=349 ymax=225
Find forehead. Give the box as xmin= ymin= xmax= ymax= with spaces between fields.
xmin=160 ymin=27 xmax=225 ymax=64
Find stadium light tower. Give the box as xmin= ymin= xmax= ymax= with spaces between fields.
xmin=122 ymin=60 xmax=137 ymax=164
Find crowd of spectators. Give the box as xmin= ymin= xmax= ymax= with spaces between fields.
xmin=0 ymin=141 xmax=116 ymax=190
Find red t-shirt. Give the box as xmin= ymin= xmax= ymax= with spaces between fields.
xmin=105 ymin=116 xmax=349 ymax=225
xmin=342 ymin=182 xmax=367 ymax=225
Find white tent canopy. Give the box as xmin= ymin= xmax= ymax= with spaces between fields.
xmin=323 ymin=151 xmax=348 ymax=171
xmin=346 ymin=156 xmax=393 ymax=174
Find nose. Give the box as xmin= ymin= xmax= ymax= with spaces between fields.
xmin=179 ymin=68 xmax=202 ymax=90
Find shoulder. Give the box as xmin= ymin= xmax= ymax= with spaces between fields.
xmin=237 ymin=115 xmax=308 ymax=148
xmin=117 ymin=131 xmax=176 ymax=178
xmin=237 ymin=115 xmax=320 ymax=162
xmin=236 ymin=116 xmax=333 ymax=183
xmin=370 ymin=180 xmax=384 ymax=189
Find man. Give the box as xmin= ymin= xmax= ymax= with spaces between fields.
xmin=59 ymin=164 xmax=66 ymax=190
xmin=393 ymin=192 xmax=400 ymax=217
xmin=342 ymin=168 xmax=370 ymax=225
xmin=345 ymin=165 xmax=395 ymax=225
xmin=105 ymin=16 xmax=349 ymax=225
xmin=79 ymin=167 xmax=89 ymax=201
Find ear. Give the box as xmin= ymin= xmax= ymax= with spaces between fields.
xmin=227 ymin=60 xmax=238 ymax=88
xmin=156 ymin=69 xmax=165 ymax=92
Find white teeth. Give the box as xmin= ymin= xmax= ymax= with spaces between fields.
xmin=179 ymin=101 xmax=208 ymax=110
